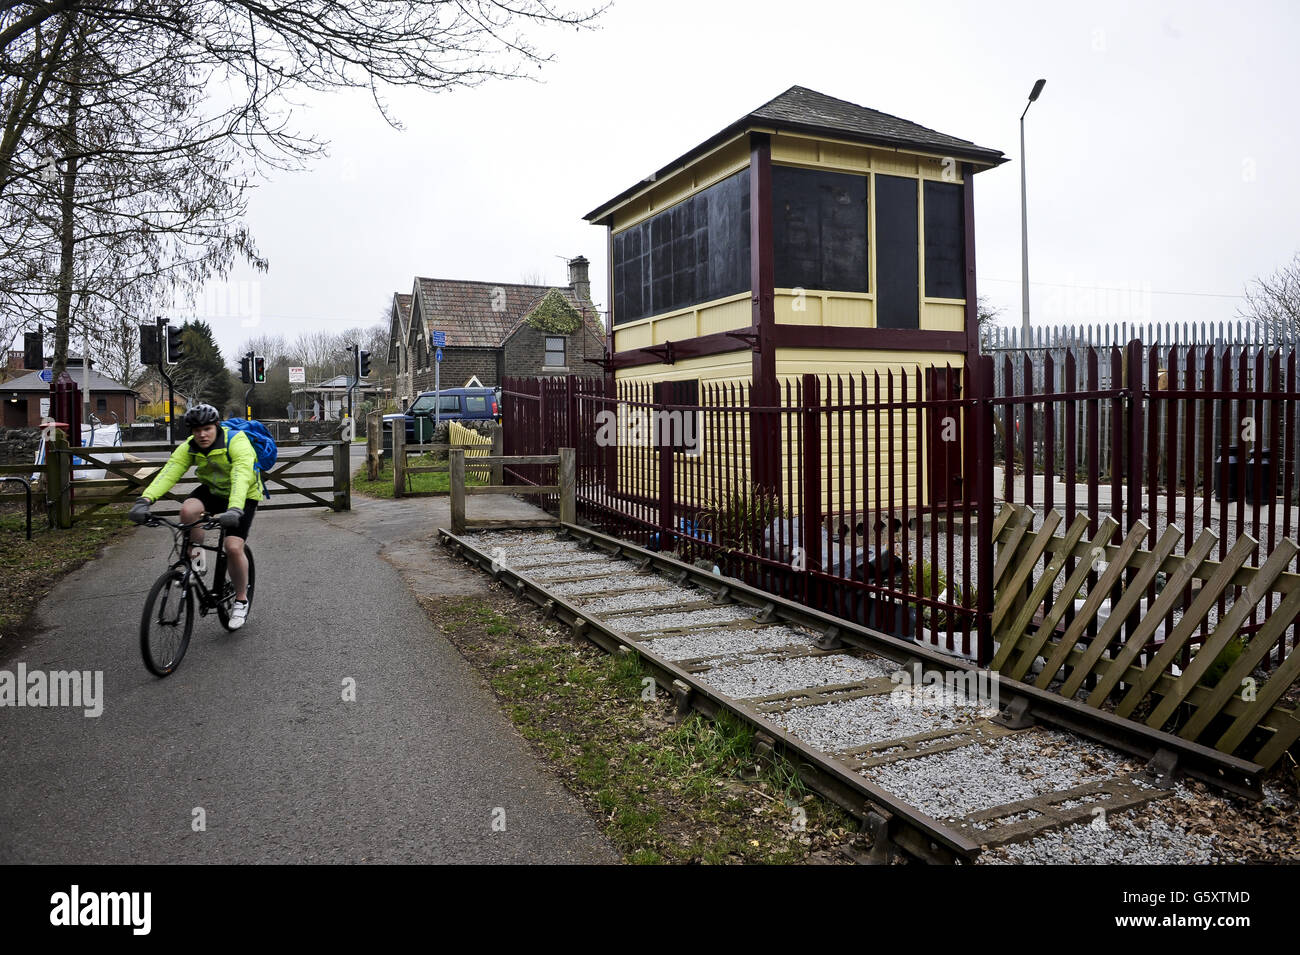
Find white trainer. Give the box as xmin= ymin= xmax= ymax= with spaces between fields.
xmin=229 ymin=599 xmax=249 ymax=630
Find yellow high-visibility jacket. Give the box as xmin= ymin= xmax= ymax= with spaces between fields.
xmin=142 ymin=426 xmax=263 ymax=509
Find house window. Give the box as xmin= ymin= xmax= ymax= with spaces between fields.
xmin=96 ymin=398 xmax=107 ymax=413
xmin=544 ymin=336 xmax=566 ymax=367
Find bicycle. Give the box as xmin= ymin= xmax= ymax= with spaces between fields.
xmin=140 ymin=515 xmax=257 ymax=677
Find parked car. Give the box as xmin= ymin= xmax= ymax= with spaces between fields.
xmin=383 ymin=387 xmax=501 ymax=448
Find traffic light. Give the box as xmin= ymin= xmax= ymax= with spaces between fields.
xmin=140 ymin=325 xmax=159 ymax=365
xmin=23 ymin=330 xmax=42 ymax=369
xmin=358 ymin=349 xmax=371 ymax=379
xmin=239 ymin=353 xmax=252 ymax=384
xmin=253 ymin=355 xmax=266 ymax=383
xmin=166 ymin=325 xmax=184 ymax=363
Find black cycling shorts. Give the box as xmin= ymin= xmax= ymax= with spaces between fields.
xmin=187 ymin=486 xmax=258 ymax=540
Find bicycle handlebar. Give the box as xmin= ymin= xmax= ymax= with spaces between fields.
xmin=146 ymin=515 xmax=224 ymax=532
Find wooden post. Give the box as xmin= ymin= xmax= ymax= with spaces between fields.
xmin=366 ymin=411 xmax=380 ymax=481
xmin=332 ymin=438 xmax=350 ymax=511
xmin=559 ymin=447 xmax=576 ymax=527
xmin=450 ymin=448 xmax=466 ymax=534
xmin=50 ymin=429 xmax=72 ymax=529
xmin=393 ymin=417 xmax=406 ymax=498
xmin=491 ymin=427 xmax=504 ymax=487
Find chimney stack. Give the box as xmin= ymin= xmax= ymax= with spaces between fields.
xmin=567 ymin=255 xmax=591 ymax=304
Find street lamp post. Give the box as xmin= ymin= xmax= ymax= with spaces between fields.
xmin=1020 ymin=78 xmax=1046 ymax=340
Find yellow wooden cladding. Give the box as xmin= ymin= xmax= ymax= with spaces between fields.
xmin=609 ymin=136 xmax=751 ymax=234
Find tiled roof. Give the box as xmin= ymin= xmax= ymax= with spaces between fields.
xmin=586 ymin=85 xmax=1006 ymax=223
xmin=412 ymin=279 xmax=600 ymax=349
xmin=395 ymin=293 xmax=412 ymax=329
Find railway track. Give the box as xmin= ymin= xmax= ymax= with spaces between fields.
xmin=439 ymin=522 xmax=1265 ymax=864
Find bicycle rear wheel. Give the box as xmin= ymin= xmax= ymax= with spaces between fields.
xmin=140 ymin=569 xmax=194 ymax=677
xmin=217 ymin=544 xmax=255 ymax=630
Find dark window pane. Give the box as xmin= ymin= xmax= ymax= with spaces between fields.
xmin=612 ymin=167 xmax=750 ymax=326
xmin=924 ymin=180 xmax=966 ymax=299
xmin=875 ymin=175 xmax=919 ymax=329
xmin=773 ymin=166 xmax=868 ymax=293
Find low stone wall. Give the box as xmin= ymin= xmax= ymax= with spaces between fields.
xmin=124 ymin=419 xmax=346 ymax=444
xmin=0 ymin=427 xmax=42 ymax=466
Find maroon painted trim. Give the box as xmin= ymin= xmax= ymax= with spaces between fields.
xmin=772 ymin=326 xmax=968 ymax=353
xmin=751 ymin=132 xmax=780 ymax=493
xmin=751 ymin=133 xmax=776 ymax=396
xmin=610 ymin=331 xmax=751 ymax=370
xmin=963 ymin=163 xmax=980 ymax=365
xmin=609 ymin=326 xmax=968 ymax=370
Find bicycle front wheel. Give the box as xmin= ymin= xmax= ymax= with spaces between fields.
xmin=140 ymin=569 xmax=194 ymax=677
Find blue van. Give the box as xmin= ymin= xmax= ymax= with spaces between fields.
xmin=383 ymin=387 xmax=501 ymax=445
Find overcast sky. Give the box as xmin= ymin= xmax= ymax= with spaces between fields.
xmin=163 ymin=0 xmax=1300 ymax=361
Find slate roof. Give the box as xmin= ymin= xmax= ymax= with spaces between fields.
xmin=3 ymin=367 xmax=134 ymax=393
xmin=411 ymin=279 xmax=600 ymax=349
xmin=586 ymin=85 xmax=1006 ymax=224
xmin=388 ymin=292 xmax=414 ymax=363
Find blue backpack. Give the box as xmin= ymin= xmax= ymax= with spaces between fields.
xmin=221 ymin=418 xmax=278 ymax=495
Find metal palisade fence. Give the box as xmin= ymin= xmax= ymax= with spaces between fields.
xmin=503 ymin=369 xmax=994 ymax=662
xmin=993 ymin=334 xmax=1300 ymax=670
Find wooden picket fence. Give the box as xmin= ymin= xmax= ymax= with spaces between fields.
xmin=990 ymin=503 xmax=1300 ymax=769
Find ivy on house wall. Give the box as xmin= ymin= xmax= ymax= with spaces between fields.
xmin=525 ymin=288 xmax=583 ymax=335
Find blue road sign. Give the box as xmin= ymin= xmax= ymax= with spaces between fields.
xmin=39 ymin=368 xmax=53 ymax=382
xmin=432 ymin=330 xmax=446 ymax=347
xmin=435 ymin=347 xmax=444 ymax=363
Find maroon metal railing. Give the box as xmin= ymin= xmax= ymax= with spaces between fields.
xmin=993 ymin=339 xmax=1300 ymax=670
xmin=503 ymin=362 xmax=995 ymax=662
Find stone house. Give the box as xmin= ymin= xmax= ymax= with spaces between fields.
xmin=386 ymin=256 xmax=605 ymax=409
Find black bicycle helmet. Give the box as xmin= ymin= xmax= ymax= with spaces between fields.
xmin=182 ymin=402 xmax=220 ymax=429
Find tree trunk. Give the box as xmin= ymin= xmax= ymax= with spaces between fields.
xmin=51 ymin=33 xmax=82 ymax=380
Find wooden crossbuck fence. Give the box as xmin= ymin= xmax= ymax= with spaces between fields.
xmin=990 ymin=503 xmax=1300 ymax=770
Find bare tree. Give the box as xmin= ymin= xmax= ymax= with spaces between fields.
xmin=1 ymin=0 xmax=603 ymax=376
xmin=91 ymin=313 xmax=146 ymax=387
xmin=1239 ymin=252 xmax=1300 ymax=342
xmin=235 ymin=332 xmax=290 ymax=368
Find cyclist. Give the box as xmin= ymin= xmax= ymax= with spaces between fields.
xmin=129 ymin=403 xmax=261 ymax=629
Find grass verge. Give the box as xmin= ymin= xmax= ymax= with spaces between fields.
xmin=421 ymin=589 xmax=864 ymax=864
xmin=352 ymin=455 xmax=486 ymax=498
xmin=0 ymin=505 xmax=134 ymax=647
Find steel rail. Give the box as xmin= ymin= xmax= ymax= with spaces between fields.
xmin=439 ymin=526 xmax=984 ymax=864
xmin=450 ymin=520 xmax=1265 ymax=800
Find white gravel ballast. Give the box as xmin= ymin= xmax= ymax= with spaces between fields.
xmin=700 ymin=653 xmax=894 ymax=700
xmin=862 ymin=728 xmax=1135 ymax=820
xmin=767 ymin=692 xmax=985 ymax=754
xmin=642 ymin=625 xmax=817 ymax=662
